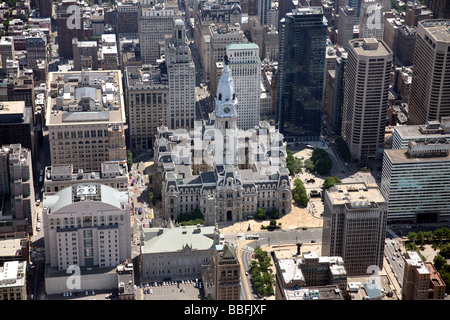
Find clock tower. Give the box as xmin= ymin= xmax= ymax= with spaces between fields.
xmin=214 ymin=55 xmax=238 ymax=132
xmin=214 ymin=55 xmax=239 ymax=166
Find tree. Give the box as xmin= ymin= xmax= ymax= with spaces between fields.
xmin=304 ymin=159 xmax=315 ymax=172
xmin=416 ymin=231 xmax=425 ymax=246
xmin=250 ymin=247 xmax=275 ymax=297
xmin=310 ymin=148 xmax=332 ymax=175
xmin=286 ymin=150 xmax=301 ymax=176
xmin=406 ymin=232 xmax=417 ymax=243
xmin=148 ymin=187 xmax=156 ymax=205
xmin=323 ymin=176 xmax=341 ymax=190
xmin=178 ymin=208 xmax=204 ymax=225
xmin=269 ymin=219 xmax=277 ymax=229
xmin=126 ymin=150 xmax=133 ymax=170
xmin=269 ymin=208 xmax=279 ymax=219
xmin=434 ymin=254 xmax=447 ymax=272
xmin=292 ymin=179 xmax=309 ymax=206
xmin=423 ymin=231 xmax=434 ymax=243
xmin=255 ymin=208 xmax=266 ymax=220
xmin=439 ymin=243 xmax=450 ymax=259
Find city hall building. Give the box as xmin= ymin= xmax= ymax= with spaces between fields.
xmin=154 ymin=59 xmax=292 ymax=224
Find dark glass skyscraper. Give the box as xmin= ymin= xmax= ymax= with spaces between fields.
xmin=276 ymin=7 xmax=327 ymax=141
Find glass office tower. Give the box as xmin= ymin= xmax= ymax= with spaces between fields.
xmin=276 ymin=7 xmax=327 ymax=141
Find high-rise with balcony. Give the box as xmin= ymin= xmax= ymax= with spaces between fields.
xmin=407 ymin=20 xmax=450 ymax=125
xmin=341 ymin=38 xmax=392 ymax=161
xmin=276 ymin=7 xmax=327 ymax=141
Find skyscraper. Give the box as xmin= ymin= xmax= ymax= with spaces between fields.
xmin=138 ymin=0 xmax=181 ymax=65
xmin=330 ymin=47 xmax=348 ymax=135
xmin=165 ymin=19 xmax=196 ymax=130
xmin=407 ymin=20 xmax=450 ymax=125
xmin=55 ymin=0 xmax=87 ymax=59
xmin=276 ymin=7 xmax=327 ymax=141
xmin=359 ymin=0 xmax=389 ymax=40
xmin=341 ymin=38 xmax=392 ymax=161
xmin=125 ymin=63 xmax=169 ymax=152
xmin=257 ymin=0 xmax=271 ymax=25
xmin=337 ymin=6 xmax=356 ymax=50
xmin=226 ymin=43 xmax=261 ymax=130
xmin=0 ymin=144 xmax=35 ymax=234
xmin=322 ymin=182 xmax=388 ymax=276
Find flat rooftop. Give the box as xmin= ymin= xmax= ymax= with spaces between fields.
xmin=394 ymin=122 xmax=450 ymax=140
xmin=326 ymin=182 xmax=386 ymax=206
xmin=406 ymin=251 xmax=429 ymax=275
xmin=0 ymin=237 xmax=26 ymax=258
xmin=227 ymin=43 xmax=259 ymax=50
xmin=384 ymin=148 xmax=450 ymax=163
xmin=350 ymin=38 xmax=392 ymax=57
xmin=284 ymin=285 xmax=343 ymax=300
xmin=421 ymin=20 xmax=450 ymax=42
xmin=278 ymin=258 xmax=305 ymax=284
xmin=0 ymin=101 xmax=25 ymax=115
xmin=46 ymin=70 xmax=125 ymax=126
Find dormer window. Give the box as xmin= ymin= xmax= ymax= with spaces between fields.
xmin=218 ymin=93 xmax=222 ymax=101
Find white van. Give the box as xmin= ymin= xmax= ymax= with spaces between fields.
xmin=36 ymin=222 xmax=41 ymax=231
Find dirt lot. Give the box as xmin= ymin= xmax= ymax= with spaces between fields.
xmin=219 ymin=201 xmax=323 ymax=234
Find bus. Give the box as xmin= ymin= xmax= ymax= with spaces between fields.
xmin=138 ymin=207 xmax=142 ymax=214
xmin=131 ymin=179 xmax=136 ymax=186
xmin=306 ymin=145 xmax=315 ymax=150
xmin=245 ymin=233 xmax=260 ymax=240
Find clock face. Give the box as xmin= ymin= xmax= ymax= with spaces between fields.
xmin=224 ymin=107 xmax=230 ymax=114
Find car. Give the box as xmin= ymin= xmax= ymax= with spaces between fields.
xmin=311 ymin=240 xmax=316 ymax=243
xmin=150 ymin=289 xmax=153 ymax=294
xmin=85 ymin=291 xmax=89 ymax=296
xmin=92 ymin=291 xmax=95 ymax=295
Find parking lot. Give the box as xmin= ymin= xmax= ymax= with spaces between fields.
xmin=141 ymin=280 xmax=203 ymax=300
